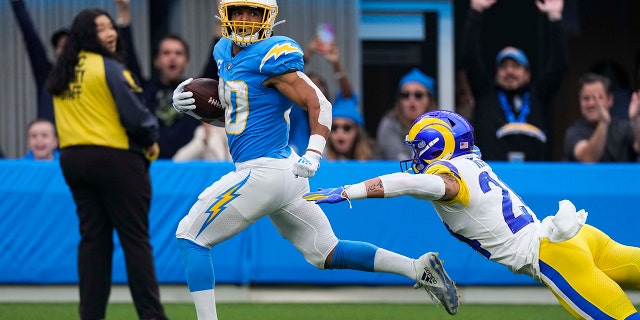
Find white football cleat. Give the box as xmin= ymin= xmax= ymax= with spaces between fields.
xmin=413 ymin=252 xmax=459 ymax=315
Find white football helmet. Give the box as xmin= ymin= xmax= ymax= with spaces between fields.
xmin=218 ymin=0 xmax=280 ymax=47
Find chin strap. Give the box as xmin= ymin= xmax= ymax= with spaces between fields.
xmin=272 ymin=20 xmax=286 ymax=28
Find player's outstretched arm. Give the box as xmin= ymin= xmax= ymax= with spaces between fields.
xmin=302 ymin=177 xmax=383 ymax=206
xmin=303 ymin=172 xmax=451 ymax=204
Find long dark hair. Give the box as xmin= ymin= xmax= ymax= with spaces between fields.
xmin=46 ymin=8 xmax=125 ymax=95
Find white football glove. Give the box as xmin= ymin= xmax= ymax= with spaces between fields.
xmin=292 ymin=151 xmax=321 ymax=178
xmin=172 ymin=78 xmax=195 ymax=113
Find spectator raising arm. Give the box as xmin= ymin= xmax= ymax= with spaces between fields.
xmin=9 ymin=0 xmax=68 ymax=123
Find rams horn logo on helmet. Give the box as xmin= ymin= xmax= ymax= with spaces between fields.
xmin=400 ymin=110 xmax=475 ymax=174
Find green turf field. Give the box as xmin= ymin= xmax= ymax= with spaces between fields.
xmin=0 ymin=302 xmax=573 ymax=319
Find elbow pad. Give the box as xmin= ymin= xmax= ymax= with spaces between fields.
xmin=317 ymin=97 xmax=332 ymax=129
xmin=379 ymin=173 xmax=445 ymax=200
xmin=296 ymin=71 xmax=332 ymax=130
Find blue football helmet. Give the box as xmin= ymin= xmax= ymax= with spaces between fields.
xmin=400 ymin=110 xmax=475 ymax=173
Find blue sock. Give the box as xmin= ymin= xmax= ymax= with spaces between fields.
xmin=177 ymin=238 xmax=215 ymax=292
xmin=328 ymin=240 xmax=378 ymax=272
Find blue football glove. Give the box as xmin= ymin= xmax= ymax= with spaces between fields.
xmin=303 ymin=187 xmax=347 ymax=204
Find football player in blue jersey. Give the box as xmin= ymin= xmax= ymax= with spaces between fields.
xmin=171 ymin=0 xmax=458 ymax=318
xmin=304 ymin=109 xmax=640 ymax=319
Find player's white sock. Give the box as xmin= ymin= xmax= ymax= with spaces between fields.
xmin=373 ymin=248 xmax=415 ymax=279
xmin=191 ymin=289 xmax=218 ymax=320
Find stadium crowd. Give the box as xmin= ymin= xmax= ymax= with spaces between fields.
xmin=5 ymin=0 xmax=639 ymax=163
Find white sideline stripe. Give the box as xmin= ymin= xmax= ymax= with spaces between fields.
xmin=1 ymin=285 xmax=639 ymax=305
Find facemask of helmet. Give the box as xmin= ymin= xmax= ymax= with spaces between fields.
xmin=218 ymin=0 xmax=279 ymax=48
xmin=400 ymin=110 xmax=475 ymax=174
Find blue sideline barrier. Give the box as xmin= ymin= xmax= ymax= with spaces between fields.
xmin=1 ymin=160 xmax=639 ymax=286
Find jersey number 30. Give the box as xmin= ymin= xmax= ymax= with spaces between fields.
xmin=220 ymin=80 xmax=249 ymax=134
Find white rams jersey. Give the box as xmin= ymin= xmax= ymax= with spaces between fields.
xmin=426 ymin=154 xmax=543 ymax=278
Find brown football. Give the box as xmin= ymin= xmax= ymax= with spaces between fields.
xmin=184 ymin=78 xmax=225 ymax=121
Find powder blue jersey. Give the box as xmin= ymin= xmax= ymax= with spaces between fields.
xmin=214 ymin=36 xmax=304 ymax=162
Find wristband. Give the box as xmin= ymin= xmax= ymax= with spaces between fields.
xmin=306 ymin=134 xmax=326 ymax=154
xmin=345 ymin=182 xmax=367 ymax=200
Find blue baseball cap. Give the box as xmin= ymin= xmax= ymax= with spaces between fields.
xmin=496 ymin=46 xmax=529 ymax=68
xmin=398 ymin=68 xmax=435 ymax=95
xmin=332 ymin=93 xmax=363 ymax=126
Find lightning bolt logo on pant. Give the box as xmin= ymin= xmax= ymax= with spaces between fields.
xmin=196 ymin=173 xmax=250 ymax=237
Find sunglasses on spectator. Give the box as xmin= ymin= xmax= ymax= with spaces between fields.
xmin=332 ymin=124 xmax=354 ymax=133
xmin=400 ymin=91 xmax=427 ymax=100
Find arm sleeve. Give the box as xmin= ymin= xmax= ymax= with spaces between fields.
xmin=10 ymin=0 xmax=52 ymax=88
xmin=379 ymin=172 xmax=445 ymax=200
xmin=534 ymin=20 xmax=568 ymax=110
xmin=119 ymin=24 xmax=144 ymax=85
xmin=460 ymin=9 xmax=493 ymax=98
xmin=104 ymin=58 xmax=159 ymax=147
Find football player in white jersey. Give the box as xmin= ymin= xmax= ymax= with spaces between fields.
xmin=171 ymin=1 xmax=458 ymax=318
xmin=304 ymin=109 xmax=640 ymax=319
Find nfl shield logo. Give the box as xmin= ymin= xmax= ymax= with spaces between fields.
xmin=460 ymin=142 xmax=468 ymax=149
